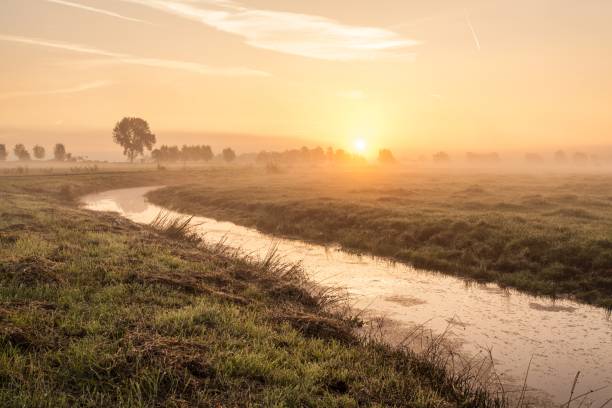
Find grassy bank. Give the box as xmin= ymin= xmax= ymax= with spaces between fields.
xmin=0 ymin=172 xmax=502 ymax=406
xmin=145 ymin=166 xmax=612 ymax=309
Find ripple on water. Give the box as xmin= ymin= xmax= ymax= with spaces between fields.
xmin=385 ymin=295 xmax=427 ymax=307
xmin=528 ymin=302 xmax=577 ymax=313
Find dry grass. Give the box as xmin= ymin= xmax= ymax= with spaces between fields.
xmin=150 ymin=211 xmax=202 ymax=244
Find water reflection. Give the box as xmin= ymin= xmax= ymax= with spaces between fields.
xmin=82 ymin=186 xmax=612 ymax=404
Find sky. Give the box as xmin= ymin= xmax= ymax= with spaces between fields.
xmin=0 ymin=0 xmax=611 ymax=159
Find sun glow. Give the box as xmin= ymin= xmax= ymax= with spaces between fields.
xmin=354 ymin=138 xmax=367 ymax=153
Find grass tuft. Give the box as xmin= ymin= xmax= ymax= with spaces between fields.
xmin=149 ymin=211 xmax=202 ymax=244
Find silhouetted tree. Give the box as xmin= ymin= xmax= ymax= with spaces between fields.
xmin=54 ymin=144 xmax=67 ymax=161
xmin=153 ymin=145 xmax=213 ymax=163
xmin=433 ymin=151 xmax=450 ymax=163
xmin=161 ymin=145 xmax=181 ymax=162
xmin=14 ymin=144 xmax=31 ymax=161
xmin=335 ymin=149 xmax=348 ymax=162
xmin=0 ymin=144 xmax=7 ymax=161
xmin=377 ymin=148 xmax=396 ymax=164
xmin=33 ymin=145 xmax=45 ymax=160
xmin=180 ymin=145 xmax=192 ymax=163
xmin=222 ymin=148 xmax=236 ymax=162
xmin=311 ymin=146 xmax=325 ymax=161
xmin=199 ymin=145 xmax=214 ymax=162
xmin=112 ymin=117 xmax=156 ymax=163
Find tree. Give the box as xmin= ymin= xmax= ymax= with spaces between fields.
xmin=112 ymin=117 xmax=156 ymax=163
xmin=180 ymin=145 xmax=213 ymax=162
xmin=33 ymin=145 xmax=45 ymax=160
xmin=222 ymin=148 xmax=236 ymax=162
xmin=14 ymin=144 xmax=31 ymax=161
xmin=0 ymin=144 xmax=7 ymax=161
xmin=377 ymin=148 xmax=396 ymax=164
xmin=200 ymin=145 xmax=214 ymax=162
xmin=433 ymin=151 xmax=450 ymax=163
xmin=335 ymin=149 xmax=348 ymax=162
xmin=54 ymin=144 xmax=67 ymax=161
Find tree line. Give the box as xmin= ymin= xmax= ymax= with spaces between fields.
xmin=112 ymin=117 xmax=237 ymax=163
xmin=0 ymin=143 xmax=74 ymax=162
xmin=256 ymin=146 xmax=396 ymax=164
xmin=431 ymin=150 xmax=607 ymax=164
xmin=257 ymin=146 xmax=367 ymax=164
xmin=151 ymin=145 xmax=236 ymax=163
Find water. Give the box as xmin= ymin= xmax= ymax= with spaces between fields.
xmin=82 ymin=186 xmax=612 ymax=405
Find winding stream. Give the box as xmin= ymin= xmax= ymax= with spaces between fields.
xmin=82 ymin=186 xmax=612 ymax=405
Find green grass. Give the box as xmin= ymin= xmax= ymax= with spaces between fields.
xmin=0 ymin=171 xmax=503 ymax=407
xmin=144 ymin=166 xmax=612 ymax=309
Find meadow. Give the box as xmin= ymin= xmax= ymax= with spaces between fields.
xmin=0 ymin=168 xmax=502 ymax=407
xmin=145 ymin=164 xmax=612 ymax=309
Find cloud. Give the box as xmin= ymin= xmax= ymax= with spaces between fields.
xmin=119 ymin=0 xmax=420 ymax=61
xmin=44 ymin=0 xmax=149 ymax=24
xmin=0 ymin=34 xmax=269 ymax=77
xmin=0 ymin=80 xmax=113 ymax=100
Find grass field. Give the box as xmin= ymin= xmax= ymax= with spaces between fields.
xmin=145 ymin=165 xmax=612 ymax=309
xmin=0 ymin=169 xmax=502 ymax=407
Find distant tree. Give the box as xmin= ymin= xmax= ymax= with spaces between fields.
xmin=433 ymin=151 xmax=450 ymax=163
xmin=155 ymin=145 xmax=181 ymax=162
xmin=377 ymin=148 xmax=396 ymax=164
xmin=180 ymin=145 xmax=192 ymax=163
xmin=335 ymin=149 xmax=348 ymax=162
xmin=326 ymin=147 xmax=334 ymax=161
xmin=112 ymin=117 xmax=156 ymax=163
xmin=311 ymin=146 xmax=325 ymax=161
xmin=54 ymin=144 xmax=67 ymax=161
xmin=33 ymin=145 xmax=45 ymax=160
xmin=151 ymin=149 xmax=161 ymax=163
xmin=0 ymin=144 xmax=7 ymax=161
xmin=222 ymin=148 xmax=236 ymax=162
xmin=197 ymin=145 xmax=214 ymax=162
xmin=14 ymin=144 xmax=31 ymax=161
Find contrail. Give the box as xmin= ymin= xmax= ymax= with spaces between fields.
xmin=44 ymin=0 xmax=149 ymax=24
xmin=465 ymin=10 xmax=481 ymax=51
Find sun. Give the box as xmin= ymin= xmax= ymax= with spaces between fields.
xmin=353 ymin=138 xmax=367 ymax=153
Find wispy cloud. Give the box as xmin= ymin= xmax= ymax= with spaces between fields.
xmin=0 ymin=34 xmax=269 ymax=77
xmin=119 ymin=0 xmax=420 ymax=61
xmin=44 ymin=0 xmax=148 ymax=24
xmin=0 ymin=80 xmax=113 ymax=100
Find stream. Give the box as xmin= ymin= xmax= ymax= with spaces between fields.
xmin=82 ymin=186 xmax=612 ymax=405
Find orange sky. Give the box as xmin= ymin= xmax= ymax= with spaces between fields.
xmin=1 ymin=0 xmax=611 ymax=158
